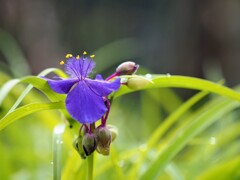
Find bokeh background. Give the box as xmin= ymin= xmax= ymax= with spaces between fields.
xmin=1 ymin=1 xmax=240 ymax=179
xmin=1 ymin=0 xmax=240 ymax=85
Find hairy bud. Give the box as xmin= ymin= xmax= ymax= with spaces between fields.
xmin=116 ymin=61 xmax=139 ymax=75
xmin=73 ymin=137 xmax=86 ymax=159
xmin=94 ymin=126 xmax=112 ymax=156
xmin=82 ymin=133 xmax=96 ymax=156
xmin=107 ymin=124 xmax=118 ymax=142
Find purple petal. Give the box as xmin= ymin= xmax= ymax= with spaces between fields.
xmin=65 ymin=57 xmax=96 ymax=79
xmin=80 ymin=57 xmax=96 ymax=78
xmin=47 ymin=78 xmax=78 ymax=94
xmin=85 ymin=77 xmax=121 ymax=97
xmin=95 ymin=74 xmax=104 ymax=81
xmin=66 ymin=81 xmax=107 ymax=124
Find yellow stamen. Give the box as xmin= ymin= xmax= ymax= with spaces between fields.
xmin=65 ymin=54 xmax=73 ymax=58
xmin=60 ymin=60 xmax=65 ymax=65
xmin=90 ymin=54 xmax=95 ymax=58
xmin=83 ymin=51 xmax=87 ymax=55
xmin=76 ymin=55 xmax=80 ymax=59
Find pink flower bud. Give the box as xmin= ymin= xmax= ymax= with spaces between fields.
xmin=116 ymin=61 xmax=139 ymax=75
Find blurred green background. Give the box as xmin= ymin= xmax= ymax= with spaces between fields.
xmin=1 ymin=1 xmax=240 ymax=179
xmin=1 ymin=0 xmax=240 ymax=85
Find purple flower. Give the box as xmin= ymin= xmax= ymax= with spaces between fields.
xmin=45 ymin=54 xmax=121 ymax=124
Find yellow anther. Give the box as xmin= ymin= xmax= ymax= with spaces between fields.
xmin=83 ymin=51 xmax=87 ymax=55
xmin=90 ymin=54 xmax=95 ymax=58
xmin=65 ymin=54 xmax=73 ymax=58
xmin=76 ymin=55 xmax=80 ymax=59
xmin=60 ymin=60 xmax=65 ymax=65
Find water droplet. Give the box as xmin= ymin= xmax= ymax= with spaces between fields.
xmin=209 ymin=137 xmax=216 ymax=145
xmin=145 ymin=74 xmax=152 ymax=80
xmin=166 ymin=73 xmax=171 ymax=77
xmin=51 ymin=161 xmax=54 ymax=165
xmin=54 ymin=124 xmax=65 ymax=134
xmin=118 ymin=160 xmax=124 ymax=167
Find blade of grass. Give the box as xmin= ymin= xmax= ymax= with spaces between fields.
xmin=127 ymin=91 xmax=208 ymax=177
xmin=53 ymin=124 xmax=65 ymax=180
xmin=0 ymin=68 xmax=66 ymax=107
xmin=197 ymin=156 xmax=240 ymax=180
xmin=0 ymin=28 xmax=30 ymax=77
xmin=0 ymin=101 xmax=64 ymax=131
xmin=139 ymin=97 xmax=240 ymax=179
xmin=114 ymin=75 xmax=240 ymax=102
xmin=20 ymin=76 xmax=65 ymax=102
xmin=0 ymin=79 xmax=20 ymax=105
xmin=62 ymin=151 xmax=83 ymax=180
xmin=147 ymin=91 xmax=209 ymax=149
xmin=8 ymin=68 xmax=66 ymax=113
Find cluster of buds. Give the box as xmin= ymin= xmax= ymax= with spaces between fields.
xmin=73 ymin=61 xmax=139 ymax=158
xmin=73 ymin=124 xmax=118 ymax=158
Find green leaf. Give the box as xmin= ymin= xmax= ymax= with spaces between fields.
xmin=0 ymin=101 xmax=64 ymax=131
xmin=0 ymin=68 xmax=66 ymax=107
xmin=197 ymin=156 xmax=240 ymax=180
xmin=115 ymin=75 xmax=240 ymax=102
xmin=147 ymin=91 xmax=209 ymax=150
xmin=0 ymin=79 xmax=20 ymax=105
xmin=128 ymin=91 xmax=209 ymax=177
xmin=20 ymin=76 xmax=65 ymax=102
xmin=0 ymin=28 xmax=30 ymax=76
xmin=53 ymin=124 xmax=66 ymax=180
xmin=139 ymin=97 xmax=240 ymax=179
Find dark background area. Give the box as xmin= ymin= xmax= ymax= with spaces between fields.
xmin=1 ymin=0 xmax=240 ymax=86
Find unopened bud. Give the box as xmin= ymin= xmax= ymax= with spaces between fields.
xmin=82 ymin=133 xmax=96 ymax=156
xmin=94 ymin=126 xmax=112 ymax=156
xmin=107 ymin=124 xmax=118 ymax=142
xmin=116 ymin=61 xmax=139 ymax=75
xmin=73 ymin=137 xmax=86 ymax=159
xmin=127 ymin=76 xmax=152 ymax=89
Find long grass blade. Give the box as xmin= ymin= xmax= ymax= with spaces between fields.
xmin=139 ymin=97 xmax=240 ymax=179
xmin=0 ymin=101 xmax=64 ymax=131
xmin=53 ymin=124 xmax=66 ymax=180
xmin=114 ymin=75 xmax=240 ymax=102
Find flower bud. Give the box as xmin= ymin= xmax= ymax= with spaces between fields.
xmin=94 ymin=126 xmax=112 ymax=156
xmin=116 ymin=61 xmax=139 ymax=75
xmin=72 ymin=137 xmax=86 ymax=159
xmin=82 ymin=133 xmax=96 ymax=156
xmin=127 ymin=76 xmax=151 ymax=89
xmin=107 ymin=124 xmax=118 ymax=142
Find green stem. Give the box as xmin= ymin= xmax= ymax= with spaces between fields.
xmin=87 ymin=153 xmax=94 ymax=180
xmin=53 ymin=124 xmax=65 ymax=180
xmin=87 ymin=123 xmax=95 ymax=180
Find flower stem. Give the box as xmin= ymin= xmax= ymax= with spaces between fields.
xmin=105 ymin=72 xmax=119 ymax=81
xmin=87 ymin=153 xmax=94 ymax=180
xmin=86 ymin=123 xmax=95 ymax=180
xmin=102 ymin=99 xmax=111 ymax=126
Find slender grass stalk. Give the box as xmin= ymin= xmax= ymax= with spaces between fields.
xmin=87 ymin=123 xmax=95 ymax=180
xmin=53 ymin=124 xmax=65 ymax=180
xmin=87 ymin=153 xmax=94 ymax=180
